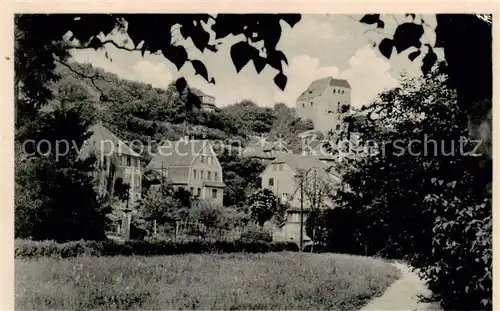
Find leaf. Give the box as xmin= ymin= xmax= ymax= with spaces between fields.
xmin=162 ymin=45 xmax=188 ymax=70
xmin=274 ymin=72 xmax=287 ymax=91
xmin=280 ymin=14 xmax=302 ymax=27
xmin=191 ymin=60 xmax=209 ymax=81
xmin=378 ymin=38 xmax=393 ymax=59
xmin=393 ymin=23 xmax=424 ymax=53
xmin=230 ymin=41 xmax=258 ymax=73
xmin=360 ymin=14 xmax=381 ymax=25
xmin=253 ymin=56 xmax=266 ymax=74
xmin=268 ymin=50 xmax=288 ymax=70
xmin=175 ymin=77 xmax=187 ymax=93
xmin=88 ymin=37 xmax=102 ymax=49
xmin=421 ymin=48 xmax=437 ymax=74
xmin=408 ymin=50 xmax=421 ymax=61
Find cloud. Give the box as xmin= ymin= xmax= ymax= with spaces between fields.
xmin=342 ymin=45 xmax=399 ymax=108
xmin=274 ymin=45 xmax=400 ymax=109
xmin=132 ymin=60 xmax=173 ymax=88
xmin=274 ymin=55 xmax=340 ymax=105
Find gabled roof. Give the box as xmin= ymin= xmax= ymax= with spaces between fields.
xmin=146 ymin=139 xmax=213 ymax=170
xmin=271 ymin=153 xmax=342 ymax=180
xmin=271 ymin=153 xmax=328 ymax=173
xmin=85 ymin=123 xmax=141 ymax=158
xmin=242 ymin=138 xmax=289 ymax=159
xmin=298 ymin=77 xmax=351 ymax=101
xmin=202 ymin=180 xmax=226 ymax=188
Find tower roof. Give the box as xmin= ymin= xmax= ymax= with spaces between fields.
xmin=297 ymin=77 xmax=351 ymax=101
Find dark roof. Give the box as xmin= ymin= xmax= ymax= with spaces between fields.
xmin=271 ymin=153 xmax=328 ymax=173
xmin=83 ymin=123 xmax=141 ymax=158
xmin=146 ymin=139 xmax=212 ymax=170
xmin=271 ymin=153 xmax=342 ymax=179
xmin=242 ymin=139 xmax=289 ymax=158
xmin=298 ymin=77 xmax=351 ymax=101
xmin=202 ymin=180 xmax=226 ymax=188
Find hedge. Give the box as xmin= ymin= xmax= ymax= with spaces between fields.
xmin=15 ymin=239 xmax=300 ymax=259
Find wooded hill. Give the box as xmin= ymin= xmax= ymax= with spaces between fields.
xmin=51 ymin=62 xmax=315 ymax=163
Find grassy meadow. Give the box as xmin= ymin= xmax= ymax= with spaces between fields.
xmin=16 ymin=252 xmax=400 ymax=310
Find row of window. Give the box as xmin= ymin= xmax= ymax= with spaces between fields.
xmin=102 ymin=155 xmax=140 ymax=169
xmin=189 ymin=187 xmax=219 ymax=199
xmin=301 ymin=101 xmax=349 ymax=111
xmin=192 ymin=169 xmax=220 ymax=181
xmin=333 ymin=88 xmax=347 ymax=94
xmin=200 ymin=155 xmax=214 ymax=165
xmin=272 ymin=163 xmax=284 ymax=171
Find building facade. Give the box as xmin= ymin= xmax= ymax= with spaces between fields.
xmin=296 ymin=77 xmax=351 ymax=134
xmin=260 ymin=153 xmax=341 ymax=246
xmin=146 ymin=138 xmax=225 ymax=206
xmin=81 ymin=123 xmax=142 ymax=208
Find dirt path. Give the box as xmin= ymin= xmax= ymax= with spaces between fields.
xmin=359 ymin=262 xmax=442 ymax=311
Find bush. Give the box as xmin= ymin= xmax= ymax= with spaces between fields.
xmin=240 ymin=223 xmax=272 ymax=242
xmin=15 ymin=238 xmax=300 ymax=259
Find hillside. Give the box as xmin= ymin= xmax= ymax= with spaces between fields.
xmin=50 ymin=62 xmax=315 ymax=163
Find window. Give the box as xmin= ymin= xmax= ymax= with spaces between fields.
xmin=201 ymin=155 xmax=205 ymax=163
xmin=126 ymin=157 xmax=131 ymax=166
xmin=212 ymin=189 xmax=217 ymax=199
xmin=190 ymin=187 xmax=194 ymax=193
xmin=302 ymin=103 xmax=305 ymax=108
xmin=278 ymin=164 xmax=284 ymax=171
xmin=272 ymin=164 xmax=277 ymax=171
xmin=193 ymin=169 xmax=197 ymax=179
xmin=207 ymin=156 xmax=212 ymax=165
xmin=214 ymin=172 xmax=219 ymax=181
xmin=337 ymin=102 xmax=340 ymax=112
xmin=310 ymin=102 xmax=313 ymax=108
xmin=333 ymin=89 xmax=336 ymax=93
xmin=197 ymin=188 xmax=201 ymax=197
xmin=200 ymin=170 xmax=204 ymax=180
xmin=268 ymin=178 xmax=274 ymax=187
xmin=207 ymin=171 xmax=212 ymax=180
xmin=121 ymin=156 xmax=127 ymax=166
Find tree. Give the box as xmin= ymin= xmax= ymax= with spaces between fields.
xmin=15 ymin=103 xmax=108 ymax=242
xmin=217 ymin=149 xmax=266 ymax=207
xmin=136 ymin=183 xmax=191 ymax=226
xmin=329 ymin=66 xmax=491 ymax=309
xmin=301 ymin=168 xmax=337 ymax=252
xmin=221 ymin=100 xmax=277 ymax=134
xmin=246 ymin=188 xmax=279 ymax=226
xmin=14 ymin=13 xmax=301 ymax=120
xmin=358 ymin=14 xmax=492 ymax=159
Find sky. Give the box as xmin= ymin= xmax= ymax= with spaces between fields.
xmin=71 ymin=14 xmax=444 ymax=109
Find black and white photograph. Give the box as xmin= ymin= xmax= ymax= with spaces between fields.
xmin=8 ymin=6 xmax=494 ymax=311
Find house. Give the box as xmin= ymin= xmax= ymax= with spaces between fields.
xmin=242 ymin=137 xmax=291 ymax=163
xmin=302 ymin=140 xmax=338 ymax=166
xmin=145 ymin=137 xmax=225 ymax=205
xmin=296 ymin=77 xmax=351 ymax=134
xmin=80 ymin=123 xmax=142 ymax=207
xmin=191 ymin=88 xmax=218 ymax=112
xmin=260 ymin=153 xmax=341 ymax=246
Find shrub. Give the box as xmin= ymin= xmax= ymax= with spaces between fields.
xmin=15 ymin=238 xmax=299 ymax=259
xmin=240 ymin=223 xmax=272 ymax=242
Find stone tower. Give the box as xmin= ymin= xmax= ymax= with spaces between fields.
xmin=296 ymin=77 xmax=351 ymax=135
